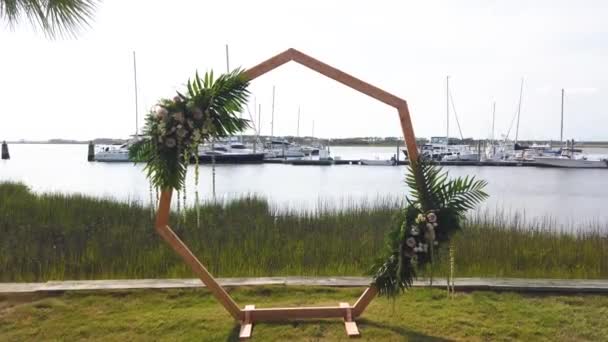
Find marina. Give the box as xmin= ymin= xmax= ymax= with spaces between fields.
xmin=2 ymin=143 xmax=608 ymax=225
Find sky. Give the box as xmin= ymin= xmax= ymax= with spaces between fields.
xmin=1 ymin=0 xmax=607 ymax=141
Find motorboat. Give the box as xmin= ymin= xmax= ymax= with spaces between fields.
xmin=264 ymin=140 xmax=306 ymax=158
xmin=534 ymin=156 xmax=607 ymax=168
xmin=360 ymin=156 xmax=397 ymax=166
xmin=441 ymin=150 xmax=480 ymax=162
xmin=534 ymin=147 xmax=607 ymax=168
xmin=195 ymin=142 xmax=265 ymax=164
xmin=95 ymin=144 xmax=131 ymax=162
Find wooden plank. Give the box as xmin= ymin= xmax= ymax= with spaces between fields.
xmin=398 ymin=105 xmax=419 ymax=161
xmin=344 ymin=322 xmax=360 ymax=336
xmin=250 ymin=306 xmax=348 ymax=320
xmin=154 ymin=190 xmax=242 ymax=321
xmin=244 ymin=48 xmax=405 ymax=109
xmin=340 ymin=302 xmax=360 ymax=337
xmin=239 ymin=305 xmax=255 ymax=340
xmin=239 ymin=324 xmax=252 ymax=339
xmin=352 ymin=286 xmax=378 ymax=318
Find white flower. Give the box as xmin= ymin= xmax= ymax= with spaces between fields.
xmin=177 ymin=127 xmax=188 ymax=139
xmin=427 ymin=212 xmax=437 ymax=223
xmin=410 ymin=226 xmax=420 ymax=236
xmin=416 ymin=213 xmax=426 ymax=224
xmin=165 ymin=138 xmax=176 ymax=148
xmin=433 ymin=222 xmax=438 ymax=228
xmin=406 ymin=237 xmax=416 ymax=248
xmin=155 ymin=106 xmax=168 ymax=120
xmin=192 ymin=130 xmax=202 ymax=142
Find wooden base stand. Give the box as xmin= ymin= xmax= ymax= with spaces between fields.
xmin=238 ymin=302 xmax=362 ymax=340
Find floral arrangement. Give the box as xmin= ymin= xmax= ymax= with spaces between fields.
xmin=130 ymin=70 xmax=250 ymax=191
xmin=371 ymin=158 xmax=488 ymax=297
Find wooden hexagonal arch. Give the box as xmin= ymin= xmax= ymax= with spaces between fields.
xmin=154 ymin=48 xmax=419 ymax=339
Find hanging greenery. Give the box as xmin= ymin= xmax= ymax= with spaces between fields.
xmin=130 ymin=69 xmax=251 ymax=192
xmin=371 ymin=158 xmax=488 ymax=298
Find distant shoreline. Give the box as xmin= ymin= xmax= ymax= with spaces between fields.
xmin=6 ymin=141 xmax=608 ymax=148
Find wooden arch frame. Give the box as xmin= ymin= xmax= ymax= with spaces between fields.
xmin=154 ymin=48 xmax=419 ymax=339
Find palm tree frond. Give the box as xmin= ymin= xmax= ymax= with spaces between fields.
xmin=0 ymin=0 xmax=99 ymax=38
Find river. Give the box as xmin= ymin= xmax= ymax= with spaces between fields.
xmin=1 ymin=144 xmax=608 ymax=229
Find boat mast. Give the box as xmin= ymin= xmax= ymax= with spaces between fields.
xmin=446 ymin=75 xmax=450 ymax=145
xmin=514 ymin=78 xmax=524 ymax=144
xmin=225 ymin=44 xmax=230 ymax=73
xmin=312 ymin=120 xmax=315 ymax=138
xmin=491 ymin=101 xmax=496 ymax=145
xmin=491 ymin=101 xmax=496 ymax=156
xmin=271 ymin=86 xmax=275 ymax=138
xmin=297 ymin=106 xmax=300 ymax=137
xmin=560 ymin=88 xmax=564 ymax=146
xmin=133 ymin=51 xmax=139 ymax=136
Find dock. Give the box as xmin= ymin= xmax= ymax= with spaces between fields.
xmin=2 ymin=277 xmax=608 ymax=294
xmin=260 ymin=159 xmax=538 ymax=167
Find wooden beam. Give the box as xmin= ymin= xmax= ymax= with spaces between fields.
xmin=243 ymin=49 xmax=295 ymax=81
xmin=340 ymin=302 xmax=360 ymax=337
xmin=398 ymin=104 xmax=419 ymax=161
xmin=249 ymin=306 xmax=350 ymax=321
xmin=243 ymin=48 xmax=420 ymax=165
xmin=352 ymin=286 xmax=378 ymax=318
xmin=239 ymin=304 xmax=255 ymax=340
xmin=155 ymin=191 xmax=243 ymax=321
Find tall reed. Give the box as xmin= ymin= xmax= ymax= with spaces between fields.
xmin=0 ymin=182 xmax=606 ymax=281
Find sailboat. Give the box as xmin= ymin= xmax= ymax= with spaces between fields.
xmin=534 ymin=89 xmax=608 ymax=168
xmin=95 ymin=51 xmax=141 ymax=162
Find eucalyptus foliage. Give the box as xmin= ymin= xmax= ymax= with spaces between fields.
xmin=371 ymin=158 xmax=488 ymax=297
xmin=130 ymin=69 xmax=250 ymax=191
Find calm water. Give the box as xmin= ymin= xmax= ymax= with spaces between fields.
xmin=2 ymin=144 xmax=608 ymax=228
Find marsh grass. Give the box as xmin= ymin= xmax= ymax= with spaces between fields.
xmin=0 ymin=182 xmax=606 ymax=281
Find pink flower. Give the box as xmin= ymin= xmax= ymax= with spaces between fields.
xmin=427 ymin=212 xmax=437 ymax=223
xmin=173 ymin=95 xmax=182 ymax=103
xmin=192 ymin=108 xmax=203 ymax=120
xmin=173 ymin=112 xmax=185 ymax=123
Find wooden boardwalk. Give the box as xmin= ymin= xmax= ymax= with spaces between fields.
xmin=2 ymin=277 xmax=608 ymax=294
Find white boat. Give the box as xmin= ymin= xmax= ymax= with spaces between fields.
xmin=533 ymin=90 xmax=607 ymax=168
xmin=196 ymin=142 xmax=265 ymax=164
xmin=442 ymin=149 xmax=480 ymax=162
xmin=535 ymin=156 xmax=607 ymax=168
xmin=265 ymin=140 xmax=306 ymax=158
xmin=95 ymin=144 xmax=131 ymax=162
xmin=95 ymin=52 xmax=140 ymax=163
xmin=360 ymin=158 xmax=395 ymax=166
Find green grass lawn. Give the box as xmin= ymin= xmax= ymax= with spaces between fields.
xmin=1 ymin=287 xmax=607 ymax=341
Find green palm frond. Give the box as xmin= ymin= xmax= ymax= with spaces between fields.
xmin=1 ymin=0 xmax=99 ymax=38
xmin=373 ymin=158 xmax=488 ymax=297
xmin=130 ymin=69 xmax=250 ymax=191
xmin=405 ymin=158 xmax=488 ymax=215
